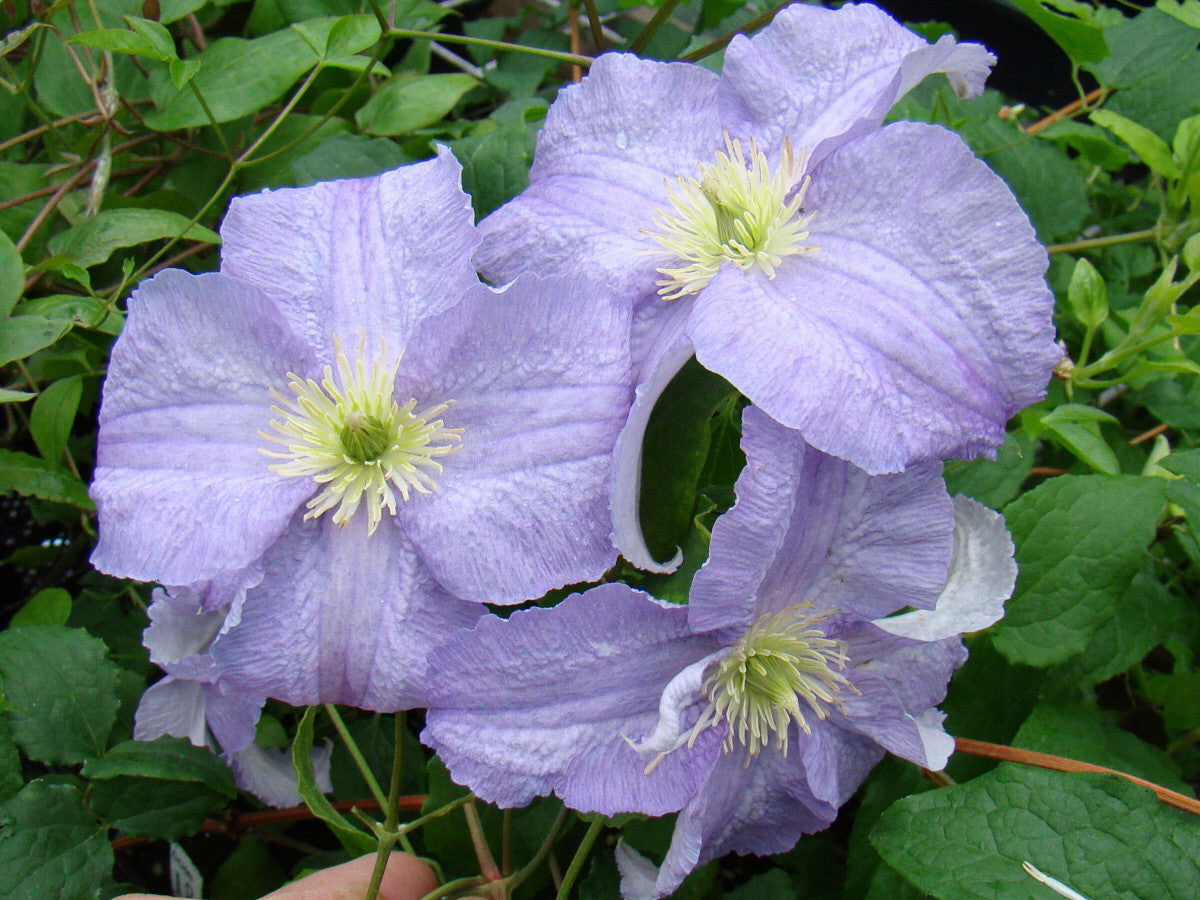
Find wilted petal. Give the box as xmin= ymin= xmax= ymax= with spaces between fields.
xmin=400 ymin=273 xmax=631 ymax=604
xmin=133 ymin=677 xmax=207 ymax=747
xmin=875 ymin=495 xmax=1016 ymax=641
xmin=915 ymin=709 xmax=955 ymax=771
xmin=611 ymin=311 xmax=695 ymax=573
xmin=91 ymin=270 xmax=316 ymax=585
xmin=143 ymin=587 xmax=223 ymax=676
xmin=689 ymin=122 xmax=1057 ymax=474
xmin=719 ymin=3 xmax=993 ymax=164
xmin=475 ymin=53 xmax=720 ymax=307
xmin=689 ymin=407 xmax=954 ymax=634
xmin=616 ymin=841 xmax=659 ymax=900
xmin=221 ymin=148 xmax=479 ymax=355
xmin=229 ymin=740 xmax=333 ymax=809
xmin=211 ymin=513 xmax=482 ymax=712
xmin=424 ymin=584 xmax=722 ymax=815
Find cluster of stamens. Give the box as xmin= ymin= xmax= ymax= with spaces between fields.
xmin=696 ymin=604 xmax=854 ymax=763
xmin=262 ymin=336 xmax=461 ymax=536
xmin=647 ymin=134 xmax=816 ymax=300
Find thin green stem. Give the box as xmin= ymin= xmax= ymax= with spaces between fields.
xmin=1047 ymin=227 xmax=1159 ymax=254
xmin=680 ymin=0 xmax=790 ymax=62
xmin=387 ymin=28 xmax=592 ymax=68
xmin=416 ymin=874 xmax=487 ymax=900
xmin=323 ymin=704 xmax=388 ymax=809
xmin=396 ymin=792 xmax=473 ymax=835
xmin=235 ymin=64 xmax=325 ymax=166
xmin=463 ymin=799 xmax=502 ymax=882
xmin=630 ymin=0 xmax=682 ymax=55
xmin=556 ymin=816 xmax=604 ymax=900
xmin=506 ymin=806 xmax=568 ymax=890
xmin=362 ymin=712 xmax=417 ymax=900
xmin=188 ymin=81 xmax=233 ymax=159
xmin=582 ymin=0 xmax=607 ymax=52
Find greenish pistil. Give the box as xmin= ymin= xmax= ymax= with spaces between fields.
xmin=700 ymin=175 xmax=738 ymax=248
xmin=703 ymin=604 xmax=854 ymax=761
xmin=339 ymin=411 xmax=392 ymax=463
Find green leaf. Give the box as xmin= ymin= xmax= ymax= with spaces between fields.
xmin=0 ymin=315 xmax=72 ymax=367
xmin=1091 ymin=108 xmax=1182 ymax=178
xmin=872 ymin=765 xmax=1200 ymax=900
xmin=211 ymin=836 xmax=287 ymax=900
xmin=1008 ymin=0 xmax=1108 ymax=63
xmin=451 ymin=99 xmax=547 ymax=219
xmin=1088 ymin=8 xmax=1200 ymax=140
xmin=84 ymin=737 xmax=236 ymax=840
xmin=994 ymin=475 xmax=1166 ymax=666
xmin=943 ymin=432 xmax=1034 ymax=510
xmin=169 ymin=57 xmax=201 ymax=91
xmin=30 ymin=375 xmax=82 ymax=464
xmin=1067 ymin=257 xmax=1109 ymax=329
xmin=293 ymin=707 xmax=374 ymax=854
xmin=1037 ymin=406 xmax=1121 ymax=474
xmin=0 ymin=781 xmax=113 ymax=900
xmin=1014 ymin=703 xmax=1188 ymax=792
xmin=124 ymin=16 xmax=178 ymax=60
xmin=0 ymin=448 xmax=93 ymax=509
xmin=48 ymin=208 xmax=219 ymax=269
xmin=0 ymin=389 xmax=33 ymax=403
xmin=146 ymin=29 xmax=321 ymax=130
xmin=0 ymin=626 xmax=119 ymax=764
xmin=287 ymin=134 xmax=413 ymax=187
xmin=638 ymin=358 xmax=740 ymax=565
xmin=0 ymin=719 xmax=21 ymax=803
xmin=9 ymin=588 xmax=72 ymax=627
xmin=291 ymin=13 xmax=380 ymax=58
xmin=69 ymin=26 xmax=170 ymax=61
xmin=88 ymin=776 xmax=229 ymax=841
xmin=84 ymin=736 xmax=237 ymax=797
xmin=17 ymin=293 xmax=124 ymax=336
xmin=356 ymin=73 xmax=480 ymax=136
xmin=1157 ymin=0 xmax=1200 ymax=29
xmin=0 ymin=231 xmax=23 ymax=319
xmin=1144 ymin=670 xmax=1200 ymax=732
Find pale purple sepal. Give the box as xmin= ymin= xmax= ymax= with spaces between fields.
xmin=688 ymin=122 xmax=1059 ymax=475
xmin=475 ymin=54 xmax=720 ymax=300
xmin=875 ymin=495 xmax=1016 ymax=640
xmin=398 ymin=271 xmax=631 ymax=604
xmin=220 ymin=147 xmax=479 ymax=357
xmin=90 ymin=271 xmax=316 ymax=586
xmin=423 ymin=585 xmax=723 ymax=815
xmin=229 ymin=740 xmax=333 ymax=809
xmin=688 ymin=407 xmax=954 ymax=635
xmin=211 ymin=512 xmax=484 ymax=712
xmin=718 ymin=2 xmax=994 ymax=166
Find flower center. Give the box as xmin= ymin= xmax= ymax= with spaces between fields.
xmin=702 ymin=604 xmax=852 ymax=761
xmin=262 ymin=336 xmax=461 ymax=536
xmin=646 ymin=134 xmax=816 ymax=300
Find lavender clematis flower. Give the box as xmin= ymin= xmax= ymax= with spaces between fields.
xmin=475 ymin=2 xmax=1058 ymax=570
xmin=91 ymin=150 xmax=633 ymax=711
xmin=423 ymin=407 xmax=1017 ymax=897
xmin=134 ymin=587 xmax=333 ymax=808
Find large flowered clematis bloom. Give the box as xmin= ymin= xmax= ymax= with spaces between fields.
xmin=475 ymin=2 xmax=1058 ymax=570
xmin=134 ymin=587 xmax=333 ymax=808
xmin=91 ymin=150 xmax=633 ymax=711
xmin=423 ymin=407 xmax=1016 ymax=897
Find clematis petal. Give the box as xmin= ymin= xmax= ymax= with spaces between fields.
xmin=843 ymin=625 xmax=968 ymax=715
xmin=475 ymin=53 xmax=720 ymax=307
xmin=610 ymin=304 xmax=695 ymax=573
xmin=653 ymin=747 xmax=838 ymax=897
xmin=423 ymin=584 xmax=722 ymax=815
xmin=875 ymin=495 xmax=1016 ymax=641
xmin=399 ymin=272 xmax=631 ymax=604
xmin=211 ymin=512 xmax=483 ymax=712
xmin=143 ymin=587 xmax=223 ymax=676
xmin=202 ymin=683 xmax=264 ymax=755
xmin=91 ymin=270 xmax=317 ymax=585
xmin=229 ymin=740 xmax=333 ymax=809
xmin=689 ymin=407 xmax=954 ymax=634
xmin=220 ymin=147 xmax=479 ymax=356
xmin=615 ymin=841 xmax=660 ymax=900
xmin=718 ymin=3 xmax=994 ymax=165
xmin=133 ymin=677 xmax=208 ymax=747
xmin=688 ymin=122 xmax=1058 ymax=475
